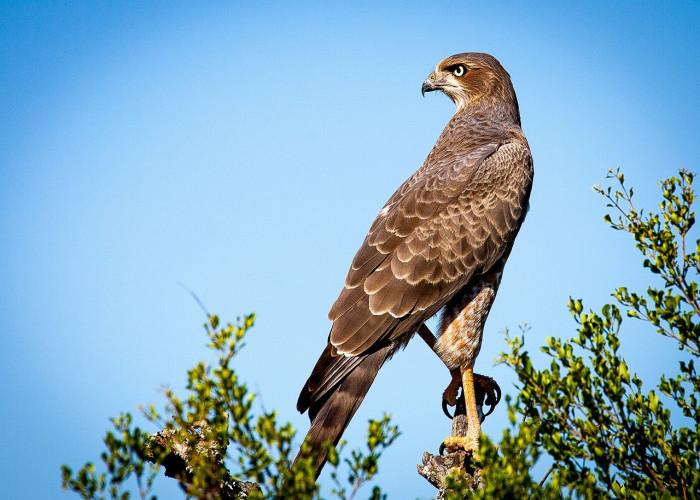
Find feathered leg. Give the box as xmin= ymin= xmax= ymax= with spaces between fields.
xmin=418 ymin=323 xmax=501 ymax=418
xmin=416 ymin=264 xmax=505 ymax=455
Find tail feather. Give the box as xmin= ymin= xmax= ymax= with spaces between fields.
xmin=296 ymin=345 xmax=390 ymax=476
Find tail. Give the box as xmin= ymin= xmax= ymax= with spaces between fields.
xmin=295 ymin=344 xmax=391 ymax=476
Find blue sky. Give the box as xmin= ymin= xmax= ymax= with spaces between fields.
xmin=1 ymin=2 xmax=698 ymax=498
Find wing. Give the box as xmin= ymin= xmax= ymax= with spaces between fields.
xmin=298 ymin=140 xmax=532 ymax=414
xmin=328 ymin=141 xmax=533 ymax=355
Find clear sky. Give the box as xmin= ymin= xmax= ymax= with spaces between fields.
xmin=1 ymin=2 xmax=698 ymax=498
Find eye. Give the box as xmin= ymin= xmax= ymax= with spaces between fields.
xmin=452 ymin=65 xmax=465 ymax=77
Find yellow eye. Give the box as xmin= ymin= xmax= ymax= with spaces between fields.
xmin=453 ymin=65 xmax=465 ymax=77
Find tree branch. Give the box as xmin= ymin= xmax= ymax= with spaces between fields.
xmin=147 ymin=427 xmax=261 ymax=500
xmin=417 ymin=388 xmax=488 ymax=497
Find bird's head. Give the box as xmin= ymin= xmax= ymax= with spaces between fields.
xmin=422 ymin=52 xmax=519 ymax=120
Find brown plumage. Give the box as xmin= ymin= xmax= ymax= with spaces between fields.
xmin=297 ymin=52 xmax=533 ymax=474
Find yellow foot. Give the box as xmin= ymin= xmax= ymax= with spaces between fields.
xmin=442 ymin=370 xmax=461 ymax=406
xmin=442 ymin=436 xmax=480 ymax=457
xmin=442 ymin=371 xmax=502 ymax=419
xmin=473 ymin=373 xmax=501 ymax=417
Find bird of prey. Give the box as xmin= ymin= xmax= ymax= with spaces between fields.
xmin=297 ymin=52 xmax=533 ymax=474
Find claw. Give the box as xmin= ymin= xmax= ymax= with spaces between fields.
xmin=442 ymin=372 xmax=501 ymax=421
xmin=441 ymin=369 xmax=462 ymax=419
xmin=473 ymin=374 xmax=502 ymax=420
xmin=442 ymin=397 xmax=454 ymax=419
xmin=483 ymin=382 xmax=501 ymax=417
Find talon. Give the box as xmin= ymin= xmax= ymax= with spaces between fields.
xmin=442 ymin=397 xmax=454 ymax=419
xmin=473 ymin=374 xmax=502 ymax=419
xmin=482 ymin=384 xmax=501 ymax=417
xmin=439 ymin=442 xmax=447 ymax=455
xmin=441 ymin=369 xmax=462 ymax=419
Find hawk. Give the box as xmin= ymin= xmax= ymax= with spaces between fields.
xmin=297 ymin=52 xmax=533 ymax=474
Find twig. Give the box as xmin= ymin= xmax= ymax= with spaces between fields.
xmin=177 ymin=281 xmax=211 ymax=317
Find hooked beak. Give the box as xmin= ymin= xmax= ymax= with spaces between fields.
xmin=422 ymin=72 xmax=439 ymax=97
xmin=421 ymin=79 xmax=435 ymax=97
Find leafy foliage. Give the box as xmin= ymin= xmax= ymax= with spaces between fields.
xmin=446 ymin=169 xmax=699 ymax=499
xmin=62 ymin=314 xmax=399 ymax=500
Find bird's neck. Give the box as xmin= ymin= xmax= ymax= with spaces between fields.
xmin=435 ymin=101 xmax=525 ymax=155
xmin=459 ymin=97 xmax=521 ymax=129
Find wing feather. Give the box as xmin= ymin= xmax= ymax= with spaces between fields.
xmin=328 ymin=141 xmax=532 ymax=354
xmin=363 ymin=260 xmax=395 ymax=294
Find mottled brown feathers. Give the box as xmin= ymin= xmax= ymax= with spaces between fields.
xmin=326 ymin=142 xmax=531 ymax=353
xmin=296 ymin=52 xmax=533 ymax=476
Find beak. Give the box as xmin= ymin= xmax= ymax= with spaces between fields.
xmin=421 ymin=79 xmax=435 ymax=97
xmin=421 ymin=73 xmax=438 ymax=97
